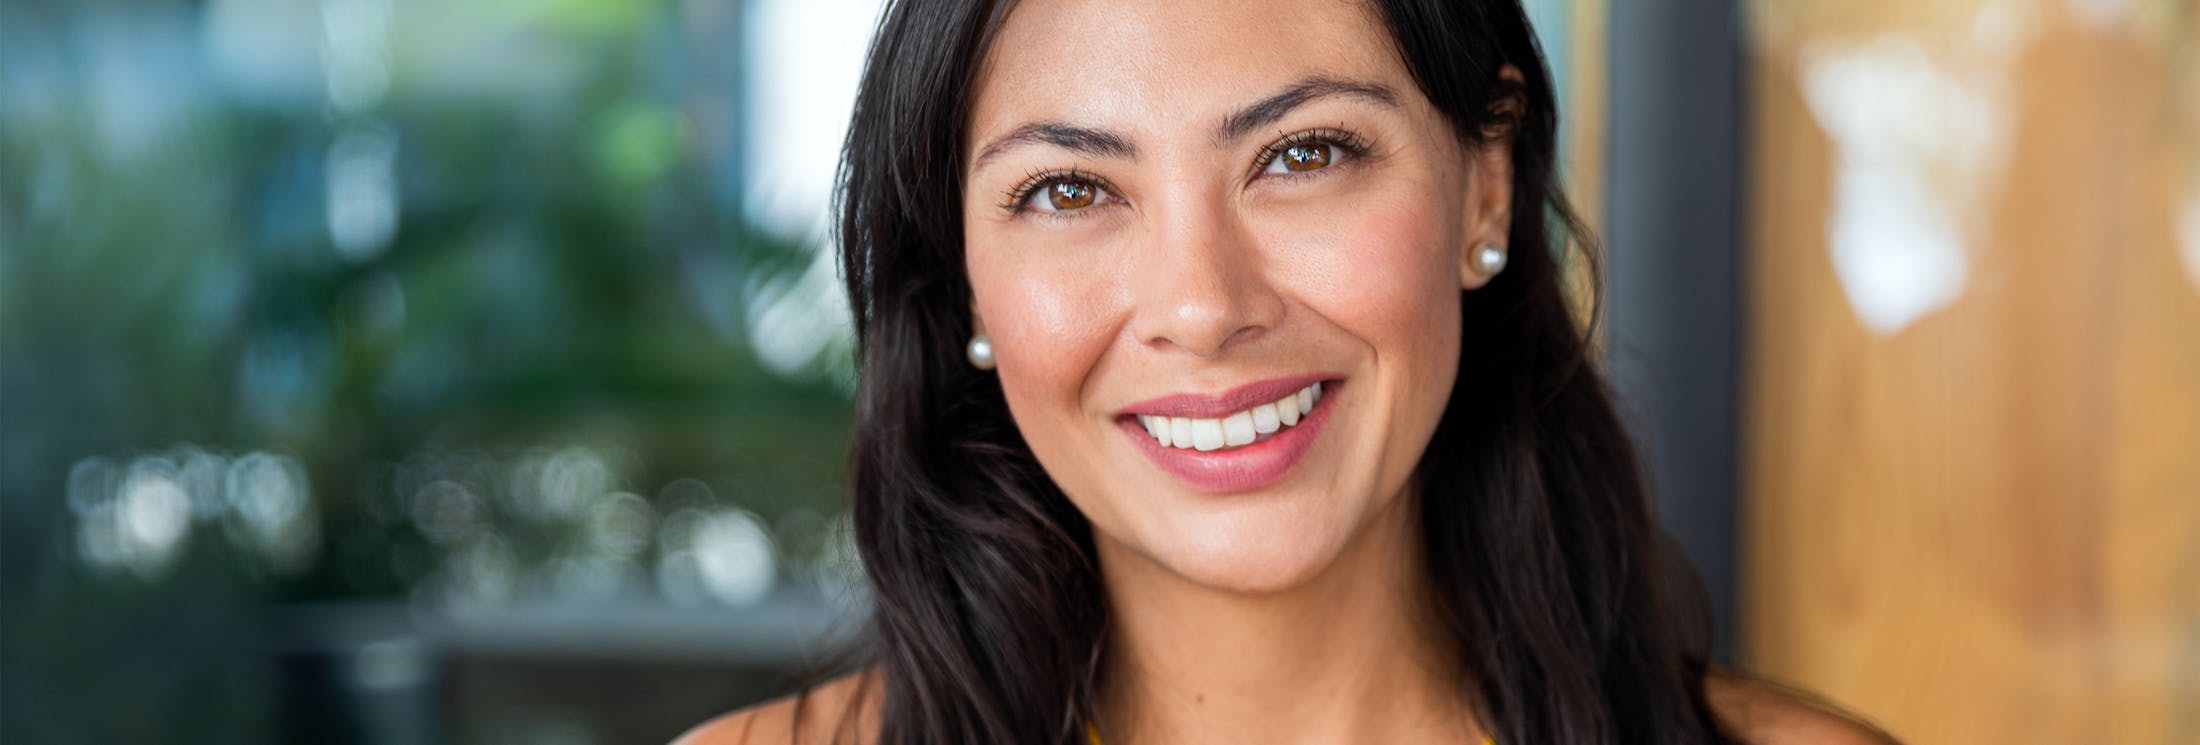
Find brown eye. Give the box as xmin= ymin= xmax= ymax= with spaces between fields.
xmin=1046 ymin=180 xmax=1096 ymax=210
xmin=1008 ymin=171 xmax=1113 ymax=216
xmin=1256 ymin=128 xmax=1369 ymax=178
xmin=1281 ymin=143 xmax=1332 ymax=172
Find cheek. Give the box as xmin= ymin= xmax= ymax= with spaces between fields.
xmin=1265 ymin=184 xmax=1464 ymax=370
xmin=967 ymin=244 xmax=1125 ymax=416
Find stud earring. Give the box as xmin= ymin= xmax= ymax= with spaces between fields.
xmin=966 ymin=334 xmax=996 ymax=370
xmin=1473 ymin=242 xmax=1508 ymax=278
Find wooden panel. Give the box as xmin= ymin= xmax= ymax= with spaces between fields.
xmin=1740 ymin=2 xmax=2200 ymax=743
xmin=1563 ymin=0 xmax=1607 ymax=237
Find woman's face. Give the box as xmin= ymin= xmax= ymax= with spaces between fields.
xmin=962 ymin=0 xmax=1512 ymax=593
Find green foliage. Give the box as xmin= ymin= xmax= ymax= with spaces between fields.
xmin=1 ymin=3 xmax=859 ymax=742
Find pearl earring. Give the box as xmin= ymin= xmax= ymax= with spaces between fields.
xmin=966 ymin=334 xmax=996 ymax=370
xmin=1473 ymin=242 xmax=1508 ymax=278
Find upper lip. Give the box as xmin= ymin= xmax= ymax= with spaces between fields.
xmin=1117 ymin=373 xmax=1336 ymax=419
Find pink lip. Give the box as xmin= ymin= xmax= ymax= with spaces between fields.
xmin=1115 ymin=379 xmax=1341 ymax=494
xmin=1118 ymin=373 xmax=1336 ymax=419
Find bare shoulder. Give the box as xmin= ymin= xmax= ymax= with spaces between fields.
xmin=671 ymin=671 xmax=881 ymax=745
xmin=1705 ymin=672 xmax=1902 ymax=745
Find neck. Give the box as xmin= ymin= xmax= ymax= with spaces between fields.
xmin=1092 ymin=491 xmax=1481 ymax=745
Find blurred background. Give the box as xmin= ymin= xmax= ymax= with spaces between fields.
xmin=1 ymin=1 xmax=2194 ymax=744
xmin=4 ymin=0 xmax=875 ymax=742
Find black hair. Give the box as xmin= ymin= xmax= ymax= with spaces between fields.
xmin=832 ymin=1 xmax=1741 ymax=742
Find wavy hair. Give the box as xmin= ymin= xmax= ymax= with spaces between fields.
xmin=831 ymin=1 xmax=1740 ymax=742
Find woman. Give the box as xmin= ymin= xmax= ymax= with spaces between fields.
xmin=685 ymin=0 xmax=1895 ymax=743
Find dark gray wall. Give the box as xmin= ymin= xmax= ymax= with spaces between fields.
xmin=1603 ymin=0 xmax=1745 ymax=660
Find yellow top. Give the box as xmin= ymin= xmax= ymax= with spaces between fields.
xmin=1085 ymin=722 xmax=1491 ymax=745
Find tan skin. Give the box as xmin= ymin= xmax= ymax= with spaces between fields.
xmin=683 ymin=0 xmax=1895 ymax=743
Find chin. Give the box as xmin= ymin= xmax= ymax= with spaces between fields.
xmin=1139 ymin=501 xmax=1361 ymax=595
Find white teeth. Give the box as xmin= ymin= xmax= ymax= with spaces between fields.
xmin=1222 ymin=412 xmax=1255 ymax=446
xmin=1142 ymin=415 xmax=1168 ymax=444
xmin=1251 ymin=403 xmax=1280 ymax=434
xmin=1191 ymin=418 xmax=1224 ymax=451
xmin=1137 ymin=381 xmax=1328 ymax=452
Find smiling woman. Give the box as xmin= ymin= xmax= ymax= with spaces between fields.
xmin=678 ymin=0 xmax=1895 ymax=744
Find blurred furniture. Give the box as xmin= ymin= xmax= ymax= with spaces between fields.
xmin=274 ymin=597 xmax=860 ymax=745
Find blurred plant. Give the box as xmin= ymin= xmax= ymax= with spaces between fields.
xmin=2 ymin=0 xmax=861 ymax=742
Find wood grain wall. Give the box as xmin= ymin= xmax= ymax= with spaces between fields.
xmin=1740 ymin=2 xmax=2200 ymax=743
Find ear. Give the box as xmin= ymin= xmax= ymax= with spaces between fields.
xmin=1459 ymin=64 xmax=1525 ymax=291
xmin=969 ymin=298 xmax=988 ymax=338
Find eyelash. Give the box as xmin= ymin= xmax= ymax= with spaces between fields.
xmin=996 ymin=126 xmax=1376 ymax=217
xmin=997 ymin=166 xmax=1116 ymax=216
xmin=1251 ymin=126 xmax=1373 ymax=174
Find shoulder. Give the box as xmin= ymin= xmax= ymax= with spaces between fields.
xmin=1705 ymin=671 xmax=1902 ymax=745
xmin=671 ymin=671 xmax=881 ymax=745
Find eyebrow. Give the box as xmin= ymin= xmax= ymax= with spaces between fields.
xmin=1214 ymin=76 xmax=1399 ymax=145
xmin=969 ymin=122 xmax=1137 ymax=172
xmin=966 ymin=76 xmax=1400 ymax=171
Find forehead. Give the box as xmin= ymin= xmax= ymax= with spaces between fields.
xmin=966 ymin=0 xmax=1412 ymax=148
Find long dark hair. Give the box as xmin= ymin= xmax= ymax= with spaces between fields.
xmin=832 ymin=1 xmax=1738 ymax=743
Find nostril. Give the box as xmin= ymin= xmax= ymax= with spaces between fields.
xmin=1142 ymin=320 xmax=1267 ymax=358
xmin=1133 ymin=291 xmax=1278 ymax=357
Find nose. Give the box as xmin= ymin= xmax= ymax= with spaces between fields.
xmin=1127 ymin=201 xmax=1284 ymax=358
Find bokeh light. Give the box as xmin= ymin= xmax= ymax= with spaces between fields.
xmin=7 ymin=1 xmax=869 ymax=740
